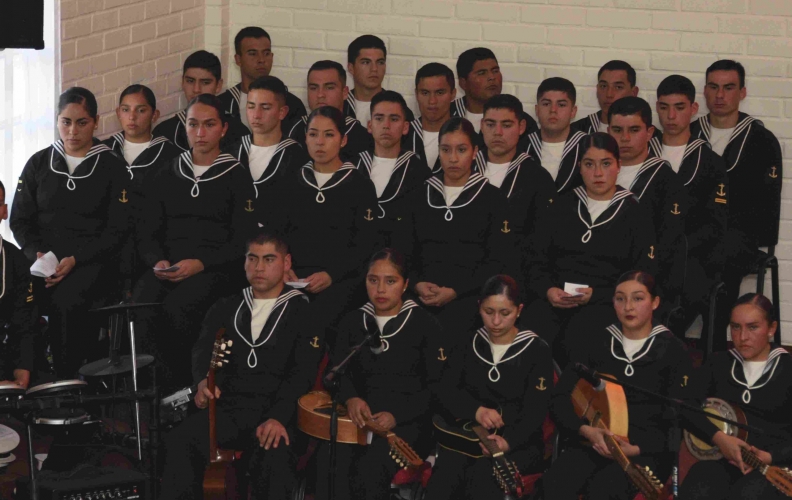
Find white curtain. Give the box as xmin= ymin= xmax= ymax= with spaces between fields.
xmin=0 ymin=0 xmax=57 ymax=243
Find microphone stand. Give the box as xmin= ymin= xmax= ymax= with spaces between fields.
xmin=322 ymin=332 xmax=379 ymax=500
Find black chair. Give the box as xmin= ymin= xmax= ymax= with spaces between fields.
xmin=752 ymin=246 xmax=781 ymax=345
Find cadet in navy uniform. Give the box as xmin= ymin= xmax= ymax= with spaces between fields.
xmin=543 ymin=271 xmax=698 ymax=500
xmin=571 ymin=60 xmax=640 ymax=135
xmin=273 ymin=106 xmax=378 ymax=346
xmin=395 ymin=117 xmax=514 ymax=347
xmin=682 ymin=293 xmax=792 ymax=500
xmin=133 ymin=94 xmax=255 ymax=390
xmin=152 ymin=50 xmax=249 ymax=152
xmin=525 ymin=78 xmax=587 ymax=195
xmin=11 ymin=87 xmax=131 ymax=377
xmin=649 ymin=75 xmax=729 ymax=331
xmin=522 ymin=133 xmax=656 ymax=362
xmin=407 ymin=63 xmax=457 ymax=173
xmin=286 ymin=60 xmax=372 ymax=162
xmin=158 ymin=232 xmax=322 ymax=500
xmin=424 ymin=275 xmax=553 ymax=500
xmin=317 ymin=249 xmax=449 ymax=500
xmin=226 ymin=76 xmax=309 ymax=230
xmin=218 ymin=27 xmax=306 ymax=132
xmin=343 ymin=35 xmax=414 ymax=127
xmin=690 ymin=60 xmax=783 ymax=351
xmin=356 ymin=91 xmax=428 ymax=247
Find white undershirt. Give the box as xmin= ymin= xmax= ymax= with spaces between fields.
xmin=587 ymin=198 xmax=610 ymax=223
xmin=662 ymin=144 xmax=686 ymax=174
xmin=65 ymin=154 xmax=86 ymax=175
xmin=541 ymin=141 xmax=565 ymax=181
xmin=597 ymin=121 xmax=609 ymax=134
xmin=314 ymin=171 xmax=334 ymax=188
xmin=465 ymin=109 xmax=484 ymax=134
xmin=444 ymin=185 xmax=464 ymax=206
xmin=485 ymin=162 xmax=510 ymax=188
xmin=374 ymin=315 xmax=396 ymax=333
xmin=193 ymin=164 xmax=212 ymax=178
xmin=250 ymin=298 xmax=277 ymax=342
xmin=370 ymin=156 xmax=397 ymax=197
xmin=354 ymin=96 xmax=371 ymax=128
xmin=709 ymin=126 xmax=735 ymax=157
xmin=622 ymin=336 xmax=649 ymax=360
xmin=491 ymin=343 xmax=511 ymax=364
xmin=743 ymin=360 xmax=768 ymax=386
xmin=617 ymin=163 xmax=642 ymax=190
xmin=423 ymin=131 xmax=440 ymax=170
xmin=123 ymin=139 xmax=150 ymax=165
xmin=248 ymin=144 xmax=278 ymax=180
xmin=239 ymin=92 xmax=250 ymax=128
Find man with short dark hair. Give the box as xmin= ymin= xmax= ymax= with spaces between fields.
xmin=218 ymin=27 xmax=306 ymax=131
xmin=572 ymin=60 xmax=639 ymax=134
xmin=407 ymin=62 xmax=457 ymax=172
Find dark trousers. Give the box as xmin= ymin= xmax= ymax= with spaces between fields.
xmin=680 ymin=459 xmax=787 ymax=500
xmin=541 ymin=445 xmax=666 ymax=500
xmin=158 ymin=401 xmax=298 ymax=500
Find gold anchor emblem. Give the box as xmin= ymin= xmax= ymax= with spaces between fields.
xmin=536 ymin=377 xmax=547 ymax=391
xmin=671 ymin=203 xmax=681 ymax=215
xmin=245 ymin=199 xmax=254 ymax=212
xmin=118 ymin=190 xmax=128 ymax=203
xmin=364 ymin=209 xmax=374 ymax=221
xmin=501 ymin=220 xmax=511 ymax=233
xmin=682 ymin=375 xmax=689 ymax=387
xmin=648 ymin=245 xmax=655 ymax=259
xmin=770 ymin=166 xmax=778 ymax=179
xmin=310 ymin=336 xmax=320 ymax=348
xmin=717 ymin=183 xmax=726 ymax=197
xmin=437 ymin=348 xmax=447 ymax=361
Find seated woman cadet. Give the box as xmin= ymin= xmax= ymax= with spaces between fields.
xmin=133 ymin=94 xmax=255 ymax=390
xmin=424 ymin=274 xmax=554 ymax=500
xmin=523 ymin=132 xmax=656 ymax=363
xmin=681 ymin=293 xmax=792 ymax=500
xmin=11 ymin=87 xmax=131 ymax=377
xmin=395 ymin=117 xmax=515 ymax=347
xmin=543 ymin=271 xmax=697 ymax=500
xmin=271 ymin=106 xmax=379 ymax=346
xmin=317 ymin=248 xmax=449 ymax=500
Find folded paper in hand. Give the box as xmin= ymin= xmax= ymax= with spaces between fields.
xmin=30 ymin=252 xmax=58 ymax=278
xmin=564 ymin=282 xmax=588 ymax=297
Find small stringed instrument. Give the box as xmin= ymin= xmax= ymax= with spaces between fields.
xmin=297 ymin=391 xmax=423 ymax=470
xmin=571 ymin=376 xmax=664 ymax=500
xmin=684 ymin=397 xmax=792 ymax=497
xmin=202 ymin=328 xmax=236 ymax=500
xmin=433 ymin=414 xmax=525 ymax=498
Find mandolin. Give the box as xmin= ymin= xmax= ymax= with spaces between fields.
xmin=433 ymin=414 xmax=525 ymax=498
xmin=684 ymin=397 xmax=792 ymax=497
xmin=297 ymin=391 xmax=423 ymax=470
xmin=571 ymin=376 xmax=664 ymax=500
xmin=202 ymin=328 xmax=236 ymax=500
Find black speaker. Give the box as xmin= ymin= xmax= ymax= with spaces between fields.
xmin=0 ymin=1 xmax=45 ymax=50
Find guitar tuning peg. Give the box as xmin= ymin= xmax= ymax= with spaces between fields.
xmin=227 ymin=340 xmax=233 ymax=346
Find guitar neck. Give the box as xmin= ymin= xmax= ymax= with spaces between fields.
xmin=741 ymin=448 xmax=768 ymax=473
xmin=207 ymin=364 xmax=218 ymax=460
xmin=472 ymin=425 xmax=505 ymax=457
xmin=602 ymin=432 xmax=631 ymax=471
xmin=363 ymin=419 xmax=392 ymax=439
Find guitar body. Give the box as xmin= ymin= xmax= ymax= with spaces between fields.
xmin=432 ymin=414 xmax=502 ymax=458
xmin=203 ymin=458 xmax=238 ymax=500
xmin=298 ymin=390 xmax=368 ymax=445
xmin=684 ymin=397 xmax=747 ymax=461
xmin=571 ymin=376 xmax=629 ymax=438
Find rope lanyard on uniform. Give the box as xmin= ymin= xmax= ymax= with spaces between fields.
xmin=575 ymin=188 xmax=631 ymax=243
xmin=233 ymin=298 xmax=288 ymax=368
xmin=178 ymin=153 xmax=238 ymax=198
xmin=730 ymin=348 xmax=785 ymax=404
xmin=427 ymin=174 xmax=487 ymax=222
xmin=473 ymin=329 xmax=535 ymax=382
xmin=607 ymin=324 xmax=666 ymax=377
xmin=50 ymin=146 xmax=103 ymax=191
xmin=301 ymin=163 xmax=355 ymax=204
xmin=363 ymin=307 xmax=413 ymax=353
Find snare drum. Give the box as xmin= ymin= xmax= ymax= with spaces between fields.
xmin=27 ymin=380 xmax=91 ymax=427
xmin=0 ymin=381 xmax=25 ymax=401
xmin=26 ymin=379 xmax=87 ymax=398
xmin=33 ymin=407 xmax=90 ymax=426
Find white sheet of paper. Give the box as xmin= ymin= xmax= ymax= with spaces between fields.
xmin=30 ymin=252 xmax=58 ymax=278
xmin=286 ymin=281 xmax=309 ymax=289
xmin=564 ymin=282 xmax=588 ymax=296
xmin=153 ymin=265 xmax=180 ymax=272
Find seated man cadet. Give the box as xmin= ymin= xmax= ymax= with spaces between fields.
xmin=152 ymin=50 xmax=249 ymax=151
xmin=690 ymin=60 xmax=783 ymax=351
xmin=218 ymin=27 xmax=306 ymax=131
xmin=452 ymin=47 xmax=538 ymax=138
xmin=407 ymin=62 xmax=457 ymax=173
xmin=227 ymin=76 xmax=309 ymax=230
xmin=572 ymin=60 xmax=639 ymax=135
xmin=357 ymin=91 xmax=428 ymax=247
xmin=286 ymin=60 xmax=372 ymax=161
xmin=344 ymin=35 xmax=414 ymax=127
xmin=648 ymin=75 xmax=728 ymax=331
xmin=524 ymin=77 xmax=587 ymax=195
xmin=158 ymin=232 xmax=322 ymax=500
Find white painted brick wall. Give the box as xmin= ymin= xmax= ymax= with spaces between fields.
xmin=221 ymin=0 xmax=792 ymax=343
xmin=61 ymin=0 xmax=206 ymax=136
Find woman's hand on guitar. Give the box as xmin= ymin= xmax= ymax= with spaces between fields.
xmin=256 ymin=419 xmax=290 ymax=450
xmin=346 ymin=397 xmax=372 ymax=428
xmin=749 ymin=446 xmax=773 ymax=468
xmin=613 ymin=435 xmax=640 ymax=457
xmin=712 ymin=431 xmax=750 ymax=473
xmin=371 ymin=412 xmax=396 ymax=431
xmin=580 ymin=425 xmax=612 ymax=458
xmin=194 ymin=378 xmax=221 ymax=409
xmin=475 ymin=406 xmax=504 ymax=430
xmin=480 ymin=434 xmax=510 ymax=456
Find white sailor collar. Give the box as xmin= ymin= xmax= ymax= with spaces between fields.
xmin=587 ymin=112 xmax=602 ymax=133
xmin=697 ymin=113 xmax=758 ymax=172
xmin=526 ymin=130 xmax=586 ymax=192
xmin=452 ymin=97 xmax=468 ymax=118
xmin=237 ymin=136 xmax=299 ymax=193
xmin=50 ymin=140 xmax=114 ymax=191
xmin=729 ymin=347 xmax=788 ymax=404
xmin=573 ymin=185 xmax=634 ymax=243
xmin=607 ymin=323 xmax=670 ymax=377
xmin=359 ymin=299 xmax=419 ymax=352
xmin=110 ymin=132 xmax=171 ymax=175
xmin=177 ymin=151 xmax=240 ymax=197
xmin=473 ymin=150 xmax=530 ymax=200
xmin=357 ymin=150 xmax=415 ymax=210
xmin=426 ymin=171 xmax=488 ymax=221
xmin=170 ymin=110 xmax=190 ymax=151
xmin=625 ymin=157 xmax=668 ymax=199
xmin=473 ymin=328 xmax=539 ymax=382
xmin=648 ymin=137 xmax=708 ymax=187
xmin=300 ymin=161 xmax=357 ymax=203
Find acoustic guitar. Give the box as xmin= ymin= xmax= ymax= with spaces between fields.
xmin=571 ymin=376 xmax=665 ymax=500
xmin=433 ymin=414 xmax=526 ymax=498
xmin=684 ymin=397 xmax=792 ymax=497
xmin=202 ymin=328 xmax=236 ymax=500
xmin=297 ymin=391 xmax=423 ymax=470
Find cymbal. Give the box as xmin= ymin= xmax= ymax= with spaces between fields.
xmin=78 ymin=355 xmax=155 ymax=376
xmin=90 ymin=302 xmax=163 ymax=313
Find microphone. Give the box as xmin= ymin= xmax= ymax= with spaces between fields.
xmin=369 ymin=331 xmax=385 ymax=355
xmin=574 ymin=363 xmax=606 ymax=392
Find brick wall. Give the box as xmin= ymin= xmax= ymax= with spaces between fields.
xmin=222 ymin=0 xmax=792 ymax=342
xmin=61 ymin=0 xmax=206 ymax=136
